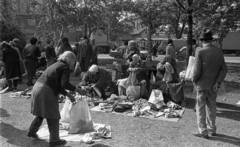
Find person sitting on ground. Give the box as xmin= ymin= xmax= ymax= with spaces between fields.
xmin=27 ymin=51 xmax=87 ymax=146
xmin=128 ymin=54 xmax=149 ymax=99
xmin=78 ymin=64 xmax=112 ymax=100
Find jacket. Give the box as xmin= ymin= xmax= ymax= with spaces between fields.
xmin=37 ymin=61 xmax=76 ymax=95
xmin=192 ymin=43 xmax=227 ymax=91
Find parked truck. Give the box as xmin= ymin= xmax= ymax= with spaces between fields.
xmin=221 ymin=31 xmax=240 ymax=56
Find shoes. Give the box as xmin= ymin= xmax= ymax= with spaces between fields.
xmin=27 ymin=132 xmax=39 ymax=139
xmin=49 ymin=139 xmax=67 ymax=147
xmin=193 ymin=132 xmax=209 ymax=139
xmin=209 ymin=132 xmax=217 ymax=136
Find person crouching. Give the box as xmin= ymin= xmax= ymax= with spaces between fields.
xmin=78 ymin=64 xmax=112 ymax=100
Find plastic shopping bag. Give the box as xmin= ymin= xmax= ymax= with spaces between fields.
xmin=126 ymin=85 xmax=140 ymax=101
xmin=185 ymin=56 xmax=195 ymax=81
xmin=60 ymin=100 xmax=72 ymax=123
xmin=218 ymin=82 xmax=227 ymax=100
xmin=148 ymin=89 xmax=164 ymax=104
xmin=68 ymin=97 xmax=94 ymax=134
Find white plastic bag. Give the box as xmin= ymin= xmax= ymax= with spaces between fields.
xmin=68 ymin=97 xmax=94 ymax=134
xmin=185 ymin=56 xmax=195 ymax=81
xmin=60 ymin=100 xmax=72 ymax=123
xmin=218 ymin=82 xmax=226 ymax=100
xmin=148 ymin=89 xmax=164 ymax=104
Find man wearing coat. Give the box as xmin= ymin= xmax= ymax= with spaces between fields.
xmin=192 ymin=29 xmax=227 ymax=138
xmin=76 ymin=36 xmax=93 ymax=72
xmin=80 ymin=64 xmax=112 ymax=100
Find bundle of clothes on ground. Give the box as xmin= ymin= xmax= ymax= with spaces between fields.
xmin=96 ymin=93 xmax=183 ymax=118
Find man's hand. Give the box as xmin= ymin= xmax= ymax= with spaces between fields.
xmin=213 ymin=82 xmax=220 ymax=92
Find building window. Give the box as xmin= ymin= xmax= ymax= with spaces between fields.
xmin=28 ymin=19 xmax=36 ymax=27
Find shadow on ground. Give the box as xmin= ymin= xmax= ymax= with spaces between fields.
xmin=209 ymin=134 xmax=240 ymax=146
xmin=0 ymin=122 xmax=48 ymax=147
xmin=90 ymin=144 xmax=112 ymax=147
xmin=0 ymin=108 xmax=10 ymax=117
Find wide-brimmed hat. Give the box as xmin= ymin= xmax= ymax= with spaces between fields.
xmin=199 ymin=29 xmax=213 ymax=40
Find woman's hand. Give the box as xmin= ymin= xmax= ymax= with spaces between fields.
xmin=66 ymin=93 xmax=76 ymax=104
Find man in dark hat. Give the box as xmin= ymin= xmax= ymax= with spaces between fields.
xmin=192 ymin=29 xmax=227 ymax=138
xmin=76 ymin=36 xmax=93 ymax=73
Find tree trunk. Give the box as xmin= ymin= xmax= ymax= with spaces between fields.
xmin=186 ymin=13 xmax=193 ymax=68
xmin=147 ymin=22 xmax=152 ymax=53
xmin=84 ymin=24 xmax=87 ymax=36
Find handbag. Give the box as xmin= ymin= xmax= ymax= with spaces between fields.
xmin=166 ymin=81 xmax=184 ymax=104
xmin=126 ymin=71 xmax=140 ymax=101
xmin=68 ymin=97 xmax=94 ymax=134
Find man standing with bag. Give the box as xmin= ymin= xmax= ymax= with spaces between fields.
xmin=192 ymin=29 xmax=227 ymax=138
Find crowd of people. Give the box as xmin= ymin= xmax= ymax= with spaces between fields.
xmin=0 ymin=28 xmax=227 ymax=146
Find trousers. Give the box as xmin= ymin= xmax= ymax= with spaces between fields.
xmin=29 ymin=116 xmax=60 ymax=142
xmin=196 ymin=89 xmax=217 ymax=135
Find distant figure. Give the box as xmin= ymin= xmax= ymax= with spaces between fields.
xmin=119 ymin=41 xmax=128 ymax=65
xmin=124 ymin=40 xmax=140 ymax=64
xmin=56 ymin=37 xmax=73 ymax=56
xmin=72 ymin=42 xmax=79 ymax=56
xmin=45 ymin=39 xmax=57 ymax=67
xmin=22 ymin=37 xmax=41 ymax=86
xmin=2 ymin=42 xmax=21 ymax=91
xmin=91 ymin=39 xmax=98 ymax=65
xmin=76 ymin=36 xmax=93 ymax=72
xmin=165 ymin=39 xmax=176 ymax=59
xmin=37 ymin=41 xmax=45 ymax=53
xmin=151 ymin=42 xmax=159 ymax=57
xmin=13 ymin=38 xmax=24 ymax=54
xmin=192 ymin=29 xmax=227 ymax=139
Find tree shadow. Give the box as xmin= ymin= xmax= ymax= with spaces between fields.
xmin=216 ymin=110 xmax=240 ymax=121
xmin=216 ymin=102 xmax=240 ymax=111
xmin=0 ymin=122 xmax=48 ymax=147
xmin=208 ymin=134 xmax=240 ymax=146
xmin=90 ymin=144 xmax=112 ymax=147
xmin=0 ymin=108 xmax=10 ymax=117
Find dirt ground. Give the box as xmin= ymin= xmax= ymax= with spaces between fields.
xmin=0 ymin=60 xmax=240 ymax=147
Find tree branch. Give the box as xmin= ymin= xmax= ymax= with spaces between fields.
xmin=175 ymin=0 xmax=187 ymax=13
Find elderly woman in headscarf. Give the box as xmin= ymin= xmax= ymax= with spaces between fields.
xmin=79 ymin=64 xmax=112 ymax=100
xmin=2 ymin=41 xmax=21 ymax=91
xmin=10 ymin=41 xmax=25 ymax=76
xmin=128 ymin=54 xmax=149 ymax=98
xmin=27 ymin=51 xmax=87 ymax=147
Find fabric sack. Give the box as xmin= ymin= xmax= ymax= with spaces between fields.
xmin=69 ymin=97 xmax=94 ymax=134
xmin=126 ymin=85 xmax=140 ymax=101
xmin=167 ymin=82 xmax=184 ymax=104
xmin=0 ymin=78 xmax=8 ymax=90
xmin=185 ymin=56 xmax=195 ymax=81
xmin=60 ymin=100 xmax=72 ymax=123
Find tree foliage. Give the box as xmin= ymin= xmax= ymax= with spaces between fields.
xmin=0 ymin=20 xmax=26 ymax=47
xmin=28 ymin=0 xmax=133 ymax=42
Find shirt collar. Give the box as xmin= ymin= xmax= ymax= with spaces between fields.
xmin=202 ymin=43 xmax=212 ymax=47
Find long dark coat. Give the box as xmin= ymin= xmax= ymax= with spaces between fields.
xmin=76 ymin=41 xmax=93 ymax=72
xmin=2 ymin=46 xmax=21 ymax=80
xmin=31 ymin=61 xmax=76 ymax=119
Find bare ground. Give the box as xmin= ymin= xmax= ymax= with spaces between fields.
xmin=0 ymin=60 xmax=240 ymax=147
